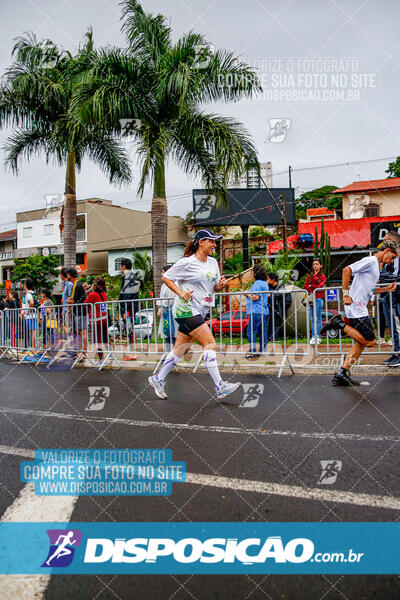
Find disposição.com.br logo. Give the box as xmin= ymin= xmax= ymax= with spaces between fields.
xmin=41 ymin=529 xmax=82 ymax=567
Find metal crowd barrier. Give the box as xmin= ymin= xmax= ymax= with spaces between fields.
xmin=311 ymin=286 xmax=397 ymax=357
xmin=92 ymin=289 xmax=310 ymax=375
xmin=0 ymin=290 xmax=311 ymax=375
xmin=0 ymin=307 xmax=38 ymax=361
xmin=0 ymin=303 xmax=95 ymax=367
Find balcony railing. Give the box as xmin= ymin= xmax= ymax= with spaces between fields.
xmin=0 ymin=251 xmax=14 ymax=260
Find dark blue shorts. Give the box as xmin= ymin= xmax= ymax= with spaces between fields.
xmin=176 ymin=315 xmax=205 ymax=336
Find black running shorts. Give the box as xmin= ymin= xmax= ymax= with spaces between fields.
xmin=348 ymin=316 xmax=376 ymax=342
xmin=176 ymin=314 xmax=206 ymax=335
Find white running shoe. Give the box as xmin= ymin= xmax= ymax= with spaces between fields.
xmin=216 ymin=381 xmax=242 ymax=400
xmin=310 ymin=337 xmax=315 ymax=345
xmin=148 ymin=375 xmax=167 ymax=399
xmin=317 ymin=337 xmax=321 ymax=344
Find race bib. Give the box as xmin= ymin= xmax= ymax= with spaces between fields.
xmin=201 ymin=294 xmax=215 ymax=307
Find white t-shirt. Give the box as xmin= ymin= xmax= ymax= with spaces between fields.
xmin=163 ymin=254 xmax=221 ymax=318
xmin=22 ymin=292 xmax=34 ymax=319
xmin=345 ymin=256 xmax=380 ymax=319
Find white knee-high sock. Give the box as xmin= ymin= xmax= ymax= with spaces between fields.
xmin=157 ymin=351 xmax=181 ymax=381
xmin=203 ymin=349 xmax=223 ymax=389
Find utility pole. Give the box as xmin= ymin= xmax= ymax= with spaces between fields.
xmin=280 ymin=193 xmax=288 ymax=255
xmin=241 ymin=225 xmax=250 ymax=271
xmin=288 ymin=165 xmax=292 ymax=188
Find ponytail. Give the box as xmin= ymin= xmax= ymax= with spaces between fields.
xmin=184 ymin=240 xmax=198 ymax=257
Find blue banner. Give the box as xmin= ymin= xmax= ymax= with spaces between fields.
xmin=20 ymin=449 xmax=186 ymax=496
xmin=0 ymin=522 xmax=398 ymax=574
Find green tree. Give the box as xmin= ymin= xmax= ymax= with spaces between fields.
xmin=132 ymin=250 xmax=153 ymax=296
xmin=261 ymin=250 xmax=301 ymax=285
xmin=0 ymin=31 xmax=131 ymax=268
xmin=386 ymin=156 xmax=400 ymax=178
xmin=12 ymin=254 xmax=59 ymax=291
xmin=295 ymin=185 xmax=341 ymax=220
xmin=70 ymin=0 xmax=260 ymax=295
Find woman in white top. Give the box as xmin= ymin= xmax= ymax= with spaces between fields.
xmin=148 ymin=229 xmax=242 ymax=401
xmin=157 ymin=264 xmax=178 ymax=351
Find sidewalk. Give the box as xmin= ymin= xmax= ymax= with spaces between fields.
xmin=80 ymin=341 xmax=399 ymax=376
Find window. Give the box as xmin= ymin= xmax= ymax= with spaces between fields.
xmin=221 ymin=312 xmax=234 ymax=320
xmin=76 ymin=213 xmax=86 ymax=242
xmin=43 ymin=224 xmax=54 ymax=236
xmin=23 ymin=227 xmax=32 ymax=238
xmin=115 ymin=258 xmax=125 ymax=272
xmin=364 ymin=203 xmax=379 ymax=218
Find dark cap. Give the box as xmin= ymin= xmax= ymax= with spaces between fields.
xmin=193 ymin=229 xmax=223 ymax=244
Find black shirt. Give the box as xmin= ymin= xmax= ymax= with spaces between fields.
xmin=71 ymin=281 xmax=87 ymax=305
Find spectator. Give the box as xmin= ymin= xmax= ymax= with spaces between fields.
xmin=4 ymin=290 xmax=19 ymax=347
xmin=157 ymin=265 xmax=178 ymax=352
xmin=60 ymin=267 xmax=73 ymax=338
xmin=22 ymin=278 xmax=37 ymax=350
xmin=245 ymin=265 xmax=269 ymax=358
xmin=371 ymin=293 xmax=388 ymax=344
xmin=118 ymin=258 xmax=140 ymax=360
xmin=380 ymin=232 xmax=400 ymax=367
xmin=304 ymin=258 xmax=327 ymax=344
xmin=66 ymin=268 xmax=88 ymax=354
xmin=40 ymin=289 xmax=56 ymax=348
xmin=85 ymin=277 xmax=109 ymax=361
xmin=5 ymin=290 xmax=20 ymax=309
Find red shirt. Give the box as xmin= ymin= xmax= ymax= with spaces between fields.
xmin=84 ymin=291 xmax=108 ymax=320
xmin=304 ymin=273 xmax=326 ymax=300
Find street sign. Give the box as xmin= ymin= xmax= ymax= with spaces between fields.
xmin=326 ymin=289 xmax=338 ymax=301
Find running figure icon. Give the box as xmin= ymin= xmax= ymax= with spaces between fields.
xmin=46 ymin=531 xmax=77 ymax=566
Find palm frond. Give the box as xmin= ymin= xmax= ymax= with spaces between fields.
xmin=120 ymin=0 xmax=171 ymax=61
xmin=83 ymin=134 xmax=132 ymax=185
xmin=3 ymin=126 xmax=53 ymax=173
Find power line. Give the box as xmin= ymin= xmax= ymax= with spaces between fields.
xmin=273 ymin=156 xmax=396 ymax=177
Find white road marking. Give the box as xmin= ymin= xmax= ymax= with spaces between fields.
xmin=186 ymin=473 xmax=400 ymax=510
xmin=0 ymin=406 xmax=399 ymax=443
xmin=0 ymin=454 xmax=78 ymax=600
xmin=0 ymin=445 xmax=399 ymax=511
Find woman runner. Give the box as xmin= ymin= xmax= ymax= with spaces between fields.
xmin=148 ymin=229 xmax=242 ymax=400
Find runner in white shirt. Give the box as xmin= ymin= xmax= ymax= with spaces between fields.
xmin=320 ymin=240 xmax=399 ymax=386
xmin=148 ymin=229 xmax=242 ymax=401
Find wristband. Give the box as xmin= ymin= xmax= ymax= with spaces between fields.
xmin=342 ymin=290 xmax=349 ymax=296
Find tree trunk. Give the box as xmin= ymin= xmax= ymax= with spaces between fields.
xmin=151 ymin=159 xmax=167 ymax=297
xmin=63 ymin=150 xmax=77 ymax=268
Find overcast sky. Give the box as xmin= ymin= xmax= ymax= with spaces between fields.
xmin=0 ymin=0 xmax=399 ymax=232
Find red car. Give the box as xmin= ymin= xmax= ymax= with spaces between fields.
xmin=206 ymin=310 xmax=249 ymax=335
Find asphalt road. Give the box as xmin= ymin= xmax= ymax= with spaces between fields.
xmin=0 ymin=360 xmax=399 ymax=600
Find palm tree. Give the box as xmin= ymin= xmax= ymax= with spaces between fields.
xmin=0 ymin=31 xmax=131 ymax=268
xmin=70 ymin=0 xmax=261 ymax=295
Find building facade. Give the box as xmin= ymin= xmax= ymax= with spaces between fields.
xmin=227 ymin=162 xmax=273 ymax=188
xmin=0 ymin=229 xmax=17 ymax=285
xmin=334 ymin=177 xmax=400 ymax=219
xmin=15 ymin=198 xmax=189 ymax=276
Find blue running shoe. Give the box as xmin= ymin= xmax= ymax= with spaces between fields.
xmin=148 ymin=375 xmax=167 ymax=399
xmin=216 ymin=381 xmax=242 ymax=400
